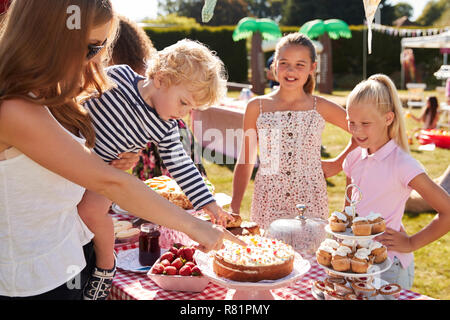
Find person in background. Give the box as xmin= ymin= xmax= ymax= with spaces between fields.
xmin=406 ymin=96 xmax=440 ymax=130
xmin=343 ymin=74 xmax=450 ymax=289
xmin=265 ymin=53 xmax=279 ymax=90
xmin=446 ymin=77 xmax=450 ymax=105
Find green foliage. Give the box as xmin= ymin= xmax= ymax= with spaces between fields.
xmin=143 ymin=13 xmax=200 ymax=28
xmin=143 ymin=26 xmax=248 ymax=83
xmin=280 ymin=0 xmax=396 ymax=26
xmin=416 ymin=0 xmax=450 ymax=26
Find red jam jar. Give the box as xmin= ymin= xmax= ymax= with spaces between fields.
xmin=138 ymin=223 xmax=161 ymax=266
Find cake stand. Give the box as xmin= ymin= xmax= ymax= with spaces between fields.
xmin=320 ymin=183 xmax=392 ymax=278
xmin=194 ymin=251 xmax=310 ymax=300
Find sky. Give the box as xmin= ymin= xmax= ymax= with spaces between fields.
xmin=110 ymin=0 xmax=430 ymax=22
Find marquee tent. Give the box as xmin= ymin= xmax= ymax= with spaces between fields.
xmin=401 ymin=30 xmax=450 ymax=49
xmin=401 ymin=30 xmax=450 ymax=88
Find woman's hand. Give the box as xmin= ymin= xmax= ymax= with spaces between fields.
xmin=110 ymin=151 xmax=142 ymax=171
xmin=375 ymin=227 xmax=413 ymax=253
xmin=192 ymin=220 xmax=247 ymax=252
xmin=202 ymin=201 xmax=235 ymax=227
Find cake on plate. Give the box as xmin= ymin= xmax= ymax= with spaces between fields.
xmin=212 ymin=235 xmax=295 ymax=282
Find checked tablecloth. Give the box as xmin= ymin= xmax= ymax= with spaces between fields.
xmin=108 ymin=211 xmax=428 ymax=301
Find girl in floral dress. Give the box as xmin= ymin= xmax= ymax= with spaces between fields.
xmin=231 ymin=33 xmax=355 ymax=232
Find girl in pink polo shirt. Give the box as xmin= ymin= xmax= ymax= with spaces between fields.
xmin=343 ymin=74 xmax=450 ymax=289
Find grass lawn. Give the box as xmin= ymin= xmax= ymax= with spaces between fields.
xmin=200 ymin=91 xmax=450 ymax=299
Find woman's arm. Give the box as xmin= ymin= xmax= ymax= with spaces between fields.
xmin=0 ymin=99 xmax=245 ymax=250
xmin=376 ymin=173 xmax=450 ymax=253
xmin=230 ymin=99 xmax=260 ymax=214
xmin=316 ymin=97 xmax=357 ymax=178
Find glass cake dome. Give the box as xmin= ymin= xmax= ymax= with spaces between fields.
xmin=265 ymin=204 xmax=327 ymax=255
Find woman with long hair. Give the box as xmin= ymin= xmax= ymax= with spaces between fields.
xmin=0 ymin=0 xmax=242 ymax=300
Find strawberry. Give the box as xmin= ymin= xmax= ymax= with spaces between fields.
xmin=160 ymin=252 xmax=175 ymax=262
xmin=151 ymin=263 xmax=165 ymax=274
xmin=172 ymin=242 xmax=184 ymax=249
xmin=180 ymin=247 xmax=194 ymax=261
xmin=191 ymin=266 xmax=202 ymax=276
xmin=164 ymin=266 xmax=177 ymax=275
xmin=171 ymin=257 xmax=184 ymax=270
xmin=178 ymin=265 xmax=192 ymax=276
xmin=160 ymin=259 xmax=171 ymax=267
xmin=185 ymin=261 xmax=196 ymax=268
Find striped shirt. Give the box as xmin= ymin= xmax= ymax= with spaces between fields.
xmin=84 ymin=65 xmax=214 ymax=209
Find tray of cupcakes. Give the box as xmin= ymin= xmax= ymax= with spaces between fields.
xmin=325 ymin=209 xmax=386 ymax=240
xmin=311 ymin=275 xmax=402 ymax=300
xmin=316 ymin=238 xmax=392 ymax=277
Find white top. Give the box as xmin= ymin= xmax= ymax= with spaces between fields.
xmin=0 ymin=108 xmax=94 ymax=297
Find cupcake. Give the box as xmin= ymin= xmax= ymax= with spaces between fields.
xmin=346 ymin=275 xmax=374 ymax=284
xmin=331 ymin=246 xmax=352 ymax=272
xmin=356 ymin=239 xmax=372 ymax=250
xmin=324 ymin=290 xmax=346 ymax=300
xmin=333 ymin=282 xmax=353 ymax=296
xmin=369 ymin=241 xmax=388 ymax=264
xmin=378 ymin=283 xmax=402 ymax=299
xmin=351 ymin=217 xmax=372 ymax=236
xmin=312 ymin=280 xmax=326 ymax=299
xmin=351 ymin=281 xmax=377 ymax=298
xmin=322 ymin=238 xmax=340 ymax=250
xmin=367 ymin=212 xmax=386 ymax=234
xmin=324 ymin=277 xmax=347 ymax=291
xmin=340 ymin=239 xmax=355 ymax=251
xmin=344 ymin=206 xmax=356 ymax=227
xmin=350 ymin=248 xmax=371 ymax=273
xmin=328 ymin=211 xmax=348 ymax=232
xmin=316 ymin=243 xmax=334 ymax=267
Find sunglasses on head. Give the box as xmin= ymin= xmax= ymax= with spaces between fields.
xmin=87 ymin=38 xmax=107 ymax=60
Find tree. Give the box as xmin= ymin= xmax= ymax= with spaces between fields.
xmin=416 ymin=0 xmax=450 ymax=26
xmin=280 ymin=0 xmax=395 ymax=26
xmin=393 ymin=2 xmax=414 ymax=20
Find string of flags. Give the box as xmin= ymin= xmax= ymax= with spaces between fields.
xmin=370 ymin=23 xmax=449 ymax=37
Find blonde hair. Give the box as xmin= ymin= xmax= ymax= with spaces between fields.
xmin=347 ymin=74 xmax=409 ymax=152
xmin=0 ymin=0 xmax=119 ymax=147
xmin=274 ymin=32 xmax=317 ymax=94
xmin=146 ymin=39 xmax=227 ymax=109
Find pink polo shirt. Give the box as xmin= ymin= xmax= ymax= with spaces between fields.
xmin=343 ymin=139 xmax=425 ymax=268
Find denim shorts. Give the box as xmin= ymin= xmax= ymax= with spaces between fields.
xmin=380 ymin=256 xmax=415 ymax=290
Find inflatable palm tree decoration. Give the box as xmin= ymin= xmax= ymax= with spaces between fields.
xmin=299 ymin=19 xmax=352 ymax=94
xmin=232 ymin=17 xmax=282 ymax=95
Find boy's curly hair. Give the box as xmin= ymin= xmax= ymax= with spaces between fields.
xmin=111 ymin=15 xmax=156 ymax=75
xmin=146 ymin=39 xmax=228 ymax=109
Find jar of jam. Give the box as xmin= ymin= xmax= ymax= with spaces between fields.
xmin=138 ymin=223 xmax=161 ymax=266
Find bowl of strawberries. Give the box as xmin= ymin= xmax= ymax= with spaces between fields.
xmin=147 ymin=242 xmax=209 ymax=292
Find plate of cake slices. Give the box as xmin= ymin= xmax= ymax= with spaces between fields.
xmin=315 ymin=238 xmax=392 ymax=277
xmin=311 ymin=276 xmax=402 ymax=300
xmin=194 ymin=235 xmax=311 ymax=289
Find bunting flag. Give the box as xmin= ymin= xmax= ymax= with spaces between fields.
xmin=363 ymin=0 xmax=382 ymax=54
xmin=370 ymin=23 xmax=449 ymax=38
